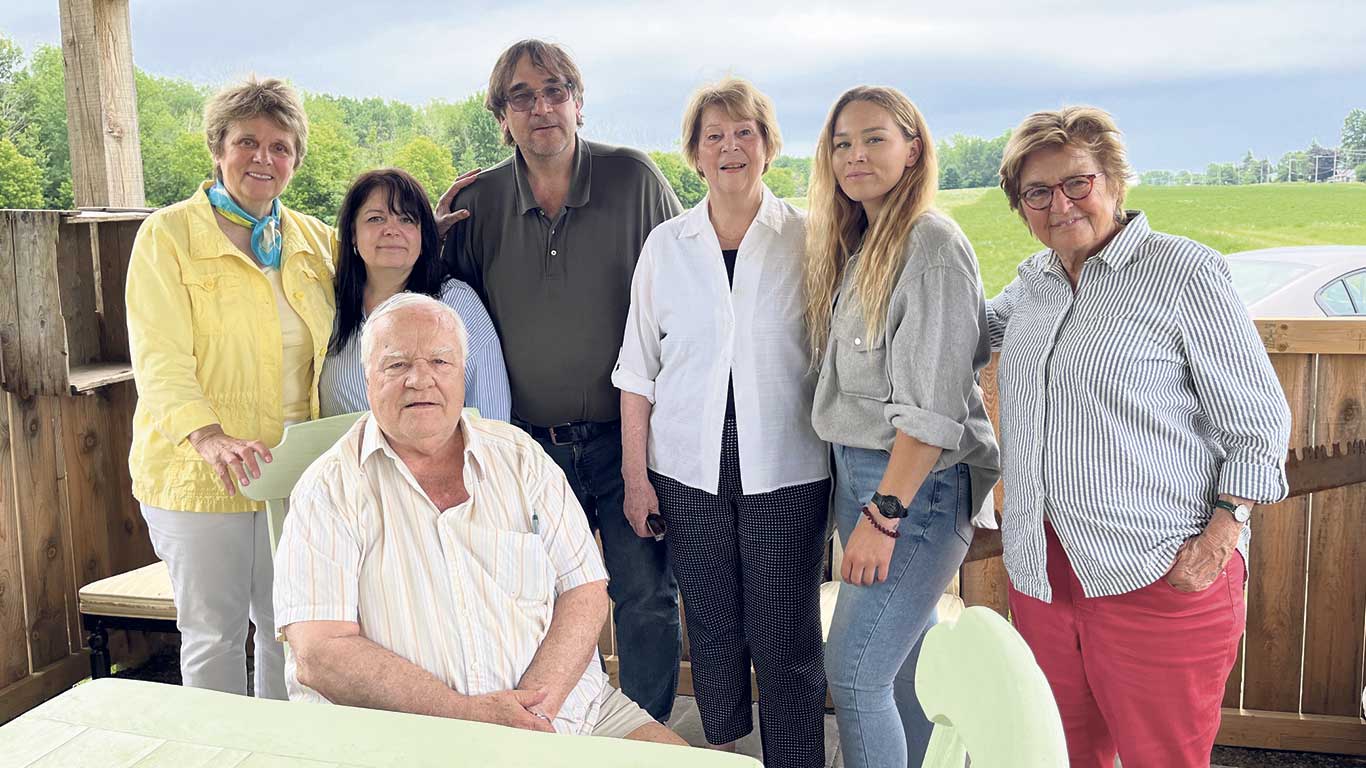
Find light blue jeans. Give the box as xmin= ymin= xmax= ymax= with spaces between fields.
xmin=825 ymin=445 xmax=973 ymax=768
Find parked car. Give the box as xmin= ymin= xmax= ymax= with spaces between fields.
xmin=1225 ymin=246 xmax=1366 ymax=317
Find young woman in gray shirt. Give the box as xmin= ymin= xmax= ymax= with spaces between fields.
xmin=803 ymin=86 xmax=1000 ymax=768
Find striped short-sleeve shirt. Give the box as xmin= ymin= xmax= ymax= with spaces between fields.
xmin=988 ymin=212 xmax=1291 ymax=602
xmin=273 ymin=411 xmax=612 ymax=734
xmin=319 ymin=278 xmax=512 ymax=421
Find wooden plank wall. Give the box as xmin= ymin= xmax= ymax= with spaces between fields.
xmin=1238 ymin=354 xmax=1313 ymax=712
xmin=1300 ymin=353 xmax=1366 ymax=717
xmin=0 ymin=385 xmax=150 ymax=724
xmin=0 ymin=212 xmax=69 ymax=396
xmin=0 ymin=212 xmax=152 ymax=724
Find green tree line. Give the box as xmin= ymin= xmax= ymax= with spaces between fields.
xmin=2 ymin=34 xmax=1362 ymax=215
xmin=0 ymin=35 xmax=512 ymax=220
xmin=1140 ymin=110 xmax=1366 ymax=186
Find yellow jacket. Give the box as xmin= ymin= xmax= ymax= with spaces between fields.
xmin=127 ymin=182 xmax=337 ymax=512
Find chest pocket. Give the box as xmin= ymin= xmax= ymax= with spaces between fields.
xmin=181 ymin=271 xmax=250 ymax=336
xmin=833 ymin=311 xmax=890 ymax=401
xmin=287 ymin=263 xmax=331 ymax=330
xmin=455 ymin=522 xmax=556 ymax=624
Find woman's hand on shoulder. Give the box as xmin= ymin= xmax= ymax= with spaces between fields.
xmin=434 ymin=169 xmax=481 ymax=238
xmin=188 ymin=424 xmax=273 ymax=496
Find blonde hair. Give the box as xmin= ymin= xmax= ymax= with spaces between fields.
xmin=485 ymin=39 xmax=585 ymax=146
xmin=803 ymin=86 xmax=938 ymax=361
xmin=999 ymin=106 xmax=1131 ymax=222
xmin=680 ymin=77 xmax=782 ymax=177
xmin=203 ymin=76 xmax=309 ymax=169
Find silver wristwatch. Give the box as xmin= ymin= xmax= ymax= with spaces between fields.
xmin=1214 ymin=499 xmax=1252 ymax=524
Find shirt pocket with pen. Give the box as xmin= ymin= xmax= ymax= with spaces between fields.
xmin=457 ymin=522 xmax=557 ymax=624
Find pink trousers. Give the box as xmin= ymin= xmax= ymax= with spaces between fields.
xmin=1008 ymin=524 xmax=1245 ymax=768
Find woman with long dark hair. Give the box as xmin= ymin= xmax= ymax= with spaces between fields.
xmin=320 ymin=168 xmax=509 ymax=419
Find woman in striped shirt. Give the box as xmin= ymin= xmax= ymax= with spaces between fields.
xmin=319 ymin=168 xmax=511 ymax=420
xmin=990 ymin=106 xmax=1291 ymax=768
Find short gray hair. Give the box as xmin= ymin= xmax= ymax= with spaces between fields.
xmin=999 ymin=105 xmax=1132 ymax=222
xmin=203 ymin=75 xmax=309 ymax=168
xmin=360 ymin=292 xmax=468 ymax=378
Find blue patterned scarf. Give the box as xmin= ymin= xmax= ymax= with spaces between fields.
xmin=205 ymin=181 xmax=282 ymax=268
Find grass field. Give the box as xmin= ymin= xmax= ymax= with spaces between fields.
xmin=793 ymin=183 xmax=1366 ymax=296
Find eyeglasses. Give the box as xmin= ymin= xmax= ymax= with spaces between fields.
xmin=1020 ymin=173 xmax=1104 ymax=211
xmin=505 ymin=84 xmax=574 ymax=113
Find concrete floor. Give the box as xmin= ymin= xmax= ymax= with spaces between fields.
xmin=108 ymin=646 xmax=1363 ymax=767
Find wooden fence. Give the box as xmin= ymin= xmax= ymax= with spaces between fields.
xmin=0 ymin=206 xmax=1361 ymax=753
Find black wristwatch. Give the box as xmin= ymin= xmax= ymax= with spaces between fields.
xmin=869 ymin=492 xmax=909 ymax=520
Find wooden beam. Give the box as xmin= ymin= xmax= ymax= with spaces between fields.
xmin=58 ymin=0 xmax=145 ymax=209
xmin=1218 ymin=708 xmax=1366 ymax=755
xmin=0 ymin=653 xmax=86 ymax=726
xmin=0 ymin=394 xmax=29 ymax=689
xmin=1257 ymin=319 xmax=1366 ymax=355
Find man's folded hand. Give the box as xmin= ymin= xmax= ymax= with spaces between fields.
xmin=467 ymin=688 xmax=556 ymax=733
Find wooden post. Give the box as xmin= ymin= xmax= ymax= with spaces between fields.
xmin=58 ymin=0 xmax=145 ymax=209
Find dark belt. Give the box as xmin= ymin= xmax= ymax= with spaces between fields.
xmin=513 ymin=418 xmax=619 ymax=446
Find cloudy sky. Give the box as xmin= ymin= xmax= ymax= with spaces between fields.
xmin=7 ymin=0 xmax=1365 ymax=171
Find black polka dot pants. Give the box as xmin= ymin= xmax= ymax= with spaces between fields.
xmin=650 ymin=418 xmax=830 ymax=768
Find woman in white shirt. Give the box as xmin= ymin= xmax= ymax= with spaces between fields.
xmin=613 ymin=78 xmax=829 ymax=768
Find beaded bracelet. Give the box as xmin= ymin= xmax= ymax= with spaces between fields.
xmin=861 ymin=505 xmax=901 ymax=539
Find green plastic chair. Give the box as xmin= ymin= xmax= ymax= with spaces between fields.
xmin=239 ymin=410 xmax=366 ymax=553
xmin=241 ymin=408 xmax=480 ymax=554
xmin=915 ymin=606 xmax=1068 ymax=767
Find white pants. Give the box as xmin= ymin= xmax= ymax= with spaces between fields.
xmin=141 ymin=505 xmax=286 ymax=699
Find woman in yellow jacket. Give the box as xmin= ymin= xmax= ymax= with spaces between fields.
xmin=126 ymin=77 xmax=336 ymax=698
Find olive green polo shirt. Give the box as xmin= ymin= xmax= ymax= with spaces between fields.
xmin=442 ymin=137 xmax=683 ymax=427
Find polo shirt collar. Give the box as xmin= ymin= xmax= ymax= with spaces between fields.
xmin=678 ymin=183 xmax=786 ymax=241
xmin=1041 ymin=209 xmax=1149 ymax=280
xmin=187 ymin=179 xmax=313 ymax=265
xmin=512 ymin=136 xmax=593 ymax=215
xmin=359 ymin=410 xmax=487 ymax=481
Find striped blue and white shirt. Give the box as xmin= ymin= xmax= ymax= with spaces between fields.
xmin=988 ymin=212 xmax=1291 ymax=602
xmin=319 ymin=279 xmax=512 ymax=421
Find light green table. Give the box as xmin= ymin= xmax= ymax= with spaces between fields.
xmin=2 ymin=678 xmax=761 ymax=767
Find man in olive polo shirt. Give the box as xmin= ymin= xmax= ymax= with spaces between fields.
xmin=441 ymin=39 xmax=683 ymax=722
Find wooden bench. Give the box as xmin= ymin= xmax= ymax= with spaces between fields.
xmin=74 ymin=411 xmax=368 ymax=680
xmin=77 ymin=561 xmax=177 ymax=679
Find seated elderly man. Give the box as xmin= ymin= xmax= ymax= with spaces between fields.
xmin=273 ymin=292 xmax=685 ymax=744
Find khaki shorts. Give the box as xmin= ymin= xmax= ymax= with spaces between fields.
xmin=590 ymin=686 xmax=657 ymax=739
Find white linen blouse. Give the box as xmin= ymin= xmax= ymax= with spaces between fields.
xmin=612 ymin=186 xmax=828 ymax=495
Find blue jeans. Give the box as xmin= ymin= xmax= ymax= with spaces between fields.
xmin=825 ymin=445 xmax=972 ymax=768
xmin=531 ymin=424 xmax=682 ymax=721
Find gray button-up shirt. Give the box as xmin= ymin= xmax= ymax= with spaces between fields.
xmin=812 ymin=210 xmax=1001 ymax=518
xmin=443 ymin=138 xmax=682 ymax=427
xmin=988 ymin=211 xmax=1291 ymax=602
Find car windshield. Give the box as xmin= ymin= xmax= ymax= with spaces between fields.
xmin=1226 ymin=259 xmax=1317 ymax=304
